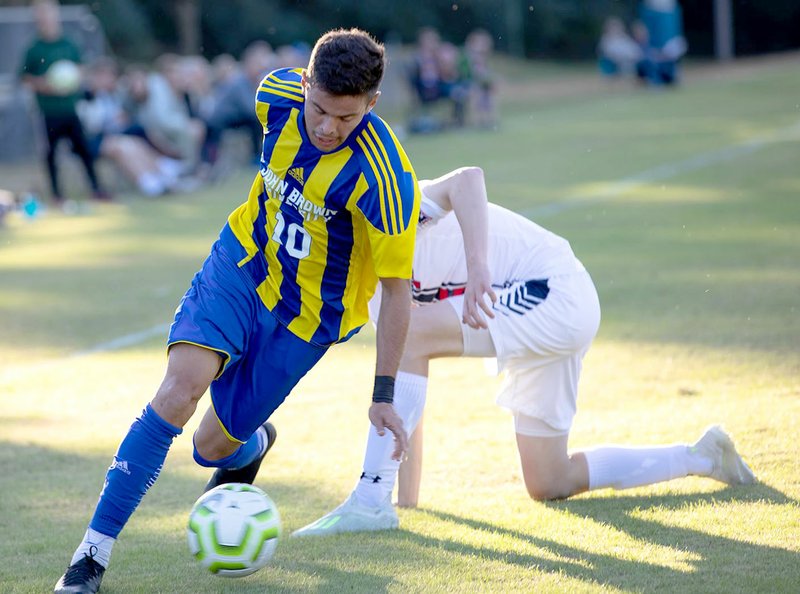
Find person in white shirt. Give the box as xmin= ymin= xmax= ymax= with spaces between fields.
xmin=293 ymin=166 xmax=755 ymax=536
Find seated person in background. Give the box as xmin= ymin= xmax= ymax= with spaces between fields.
xmin=79 ymin=58 xmax=182 ymax=197
xmin=121 ymin=59 xmax=205 ymax=176
xmin=409 ymin=27 xmax=442 ymax=105
xmin=597 ymin=17 xmax=643 ymax=79
xmin=201 ymin=41 xmax=275 ymax=170
xmin=638 ymin=0 xmax=688 ymax=85
xmin=463 ymin=28 xmax=498 ymax=128
xmin=293 ymin=166 xmax=756 ymax=536
xmin=435 ymin=42 xmax=470 ymax=129
xmin=407 ymin=27 xmax=445 ymax=133
xmin=181 ymin=55 xmax=217 ymax=124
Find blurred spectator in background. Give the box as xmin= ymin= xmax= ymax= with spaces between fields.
xmin=78 ymin=58 xmax=182 ymax=197
xmin=211 ymin=53 xmax=239 ymax=88
xmin=19 ymin=0 xmax=109 ymax=205
xmin=201 ymin=41 xmax=275 ymax=173
xmin=638 ymin=0 xmax=687 ymax=85
xmin=274 ymin=42 xmax=312 ymax=69
xmin=409 ymin=27 xmax=442 ymax=106
xmin=121 ymin=57 xmax=205 ymax=177
xmin=597 ymin=17 xmax=643 ymax=80
xmin=407 ymin=27 xmax=445 ymax=133
xmin=407 ymin=27 xmax=475 ymax=133
xmin=435 ymin=42 xmax=470 ymax=128
xmin=463 ymin=28 xmax=497 ymax=128
xmin=181 ymin=55 xmax=216 ymax=124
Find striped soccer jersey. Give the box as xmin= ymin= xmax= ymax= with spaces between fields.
xmin=225 ymin=68 xmax=420 ymax=346
xmin=410 ymin=191 xmax=581 ymax=305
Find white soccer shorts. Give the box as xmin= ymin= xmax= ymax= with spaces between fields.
xmin=446 ymin=270 xmax=601 ymax=435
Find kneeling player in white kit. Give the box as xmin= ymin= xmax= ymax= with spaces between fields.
xmin=294 ymin=166 xmax=755 ymax=536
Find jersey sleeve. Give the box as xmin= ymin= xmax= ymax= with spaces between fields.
xmin=359 ymin=181 xmax=420 ymax=279
xmin=418 ymin=181 xmax=449 ymax=223
xmin=354 ymin=117 xmax=421 ymax=279
xmin=254 ymin=67 xmax=305 ymax=132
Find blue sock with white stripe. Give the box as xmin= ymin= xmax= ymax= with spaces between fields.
xmin=88 ymin=403 xmax=182 ymax=539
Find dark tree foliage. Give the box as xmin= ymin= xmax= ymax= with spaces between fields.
xmin=57 ymin=0 xmax=800 ymax=61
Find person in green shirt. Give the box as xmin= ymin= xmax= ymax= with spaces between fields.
xmin=20 ymin=0 xmax=109 ymax=204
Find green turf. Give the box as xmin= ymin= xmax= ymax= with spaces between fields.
xmin=1 ymin=59 xmax=799 ymax=593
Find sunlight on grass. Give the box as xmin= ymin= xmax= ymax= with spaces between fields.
xmin=3 ymin=57 xmax=800 ymax=593
xmin=630 ymin=501 xmax=800 ymax=550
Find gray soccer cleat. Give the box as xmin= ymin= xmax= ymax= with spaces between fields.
xmin=292 ymin=493 xmax=399 ymax=537
xmin=690 ymin=425 xmax=756 ymax=485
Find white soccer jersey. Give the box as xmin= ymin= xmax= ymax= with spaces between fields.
xmin=369 ymin=184 xmax=601 ymax=433
xmin=410 ymin=191 xmax=582 ymax=305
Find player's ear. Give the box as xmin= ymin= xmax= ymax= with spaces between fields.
xmin=366 ymin=90 xmax=381 ymax=112
xmin=300 ymin=69 xmax=309 ymax=91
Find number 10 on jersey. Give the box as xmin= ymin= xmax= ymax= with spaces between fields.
xmin=271 ymin=211 xmax=312 ymax=259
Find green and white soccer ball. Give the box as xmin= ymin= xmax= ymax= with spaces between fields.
xmin=46 ymin=60 xmax=81 ymax=94
xmin=187 ymin=483 xmax=281 ymax=577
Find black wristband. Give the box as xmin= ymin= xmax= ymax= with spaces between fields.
xmin=372 ymin=375 xmax=395 ymax=404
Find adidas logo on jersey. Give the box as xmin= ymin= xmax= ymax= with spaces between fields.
xmin=288 ymin=167 xmax=304 ymax=185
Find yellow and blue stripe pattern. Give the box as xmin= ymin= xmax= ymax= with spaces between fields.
xmin=225 ymin=68 xmax=419 ymax=347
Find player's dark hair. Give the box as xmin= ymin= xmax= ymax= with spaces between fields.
xmin=306 ymin=28 xmax=385 ymax=97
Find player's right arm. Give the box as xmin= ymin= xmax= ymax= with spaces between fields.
xmin=421 ymin=167 xmax=497 ymax=328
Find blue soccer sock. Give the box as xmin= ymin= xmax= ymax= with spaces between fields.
xmin=88 ymin=403 xmax=182 ymax=539
xmin=192 ymin=426 xmax=264 ymax=469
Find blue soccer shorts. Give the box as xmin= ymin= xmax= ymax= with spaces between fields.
xmin=168 ymin=238 xmax=328 ymax=443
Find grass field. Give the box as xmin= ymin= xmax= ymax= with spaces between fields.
xmin=1 ymin=57 xmax=799 ymax=593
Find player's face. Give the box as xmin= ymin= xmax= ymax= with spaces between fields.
xmin=302 ymin=73 xmax=379 ymax=152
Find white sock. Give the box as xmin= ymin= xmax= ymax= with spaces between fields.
xmin=583 ymin=443 xmax=709 ymax=491
xmin=354 ymin=372 xmax=427 ymax=508
xmin=136 ymin=172 xmax=166 ymax=197
xmin=71 ymin=528 xmax=116 ymax=569
xmin=156 ymin=157 xmax=184 ymax=181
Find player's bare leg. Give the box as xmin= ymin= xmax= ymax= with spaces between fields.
xmin=515 ymin=421 xmax=755 ymax=502
xmin=56 ymin=343 xmax=221 ymax=593
xmin=293 ymin=302 xmax=463 ymax=536
xmin=397 ymin=416 xmax=424 ymax=508
xmin=515 ymin=432 xmax=589 ymax=500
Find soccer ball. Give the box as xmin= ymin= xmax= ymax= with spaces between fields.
xmin=187 ymin=483 xmax=281 ymax=577
xmin=46 ymin=60 xmax=81 ymax=94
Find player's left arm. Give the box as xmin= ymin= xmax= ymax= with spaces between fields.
xmin=368 ymin=276 xmax=412 ymax=461
xmin=422 ymin=167 xmax=497 ymax=329
xmin=356 ymin=118 xmax=420 ymax=461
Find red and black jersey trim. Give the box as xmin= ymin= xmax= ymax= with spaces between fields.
xmin=411 ymin=280 xmax=467 ymax=303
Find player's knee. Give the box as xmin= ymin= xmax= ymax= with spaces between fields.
xmin=155 ymin=374 xmax=208 ymax=409
xmin=525 ymin=482 xmax=570 ymax=502
xmin=521 ymin=468 xmax=577 ymax=501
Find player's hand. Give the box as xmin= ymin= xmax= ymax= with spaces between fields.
xmin=368 ymin=402 xmax=408 ymax=461
xmin=463 ymin=264 xmax=496 ymax=329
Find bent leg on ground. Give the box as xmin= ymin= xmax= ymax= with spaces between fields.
xmin=516 ymin=431 xmax=589 ymax=501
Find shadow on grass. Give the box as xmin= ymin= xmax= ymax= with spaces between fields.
xmin=414 ymin=485 xmax=798 ymax=591
xmin=0 ymin=440 xmax=397 ymax=594
xmin=4 ymin=438 xmax=798 ymax=592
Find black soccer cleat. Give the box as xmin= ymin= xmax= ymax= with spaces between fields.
xmin=204 ymin=422 xmax=277 ymax=492
xmin=54 ymin=547 xmax=105 ymax=594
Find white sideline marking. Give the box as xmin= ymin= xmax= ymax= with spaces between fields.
xmin=74 ymin=323 xmax=170 ymax=356
xmin=4 ymin=120 xmax=798 ymax=380
xmin=0 ymin=323 xmax=170 ymax=384
xmin=523 ymin=121 xmax=800 ymax=219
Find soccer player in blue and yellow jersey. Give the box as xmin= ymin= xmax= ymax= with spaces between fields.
xmin=55 ymin=29 xmax=420 ymax=593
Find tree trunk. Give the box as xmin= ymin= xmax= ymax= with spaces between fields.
xmin=174 ymin=0 xmax=201 ymax=55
